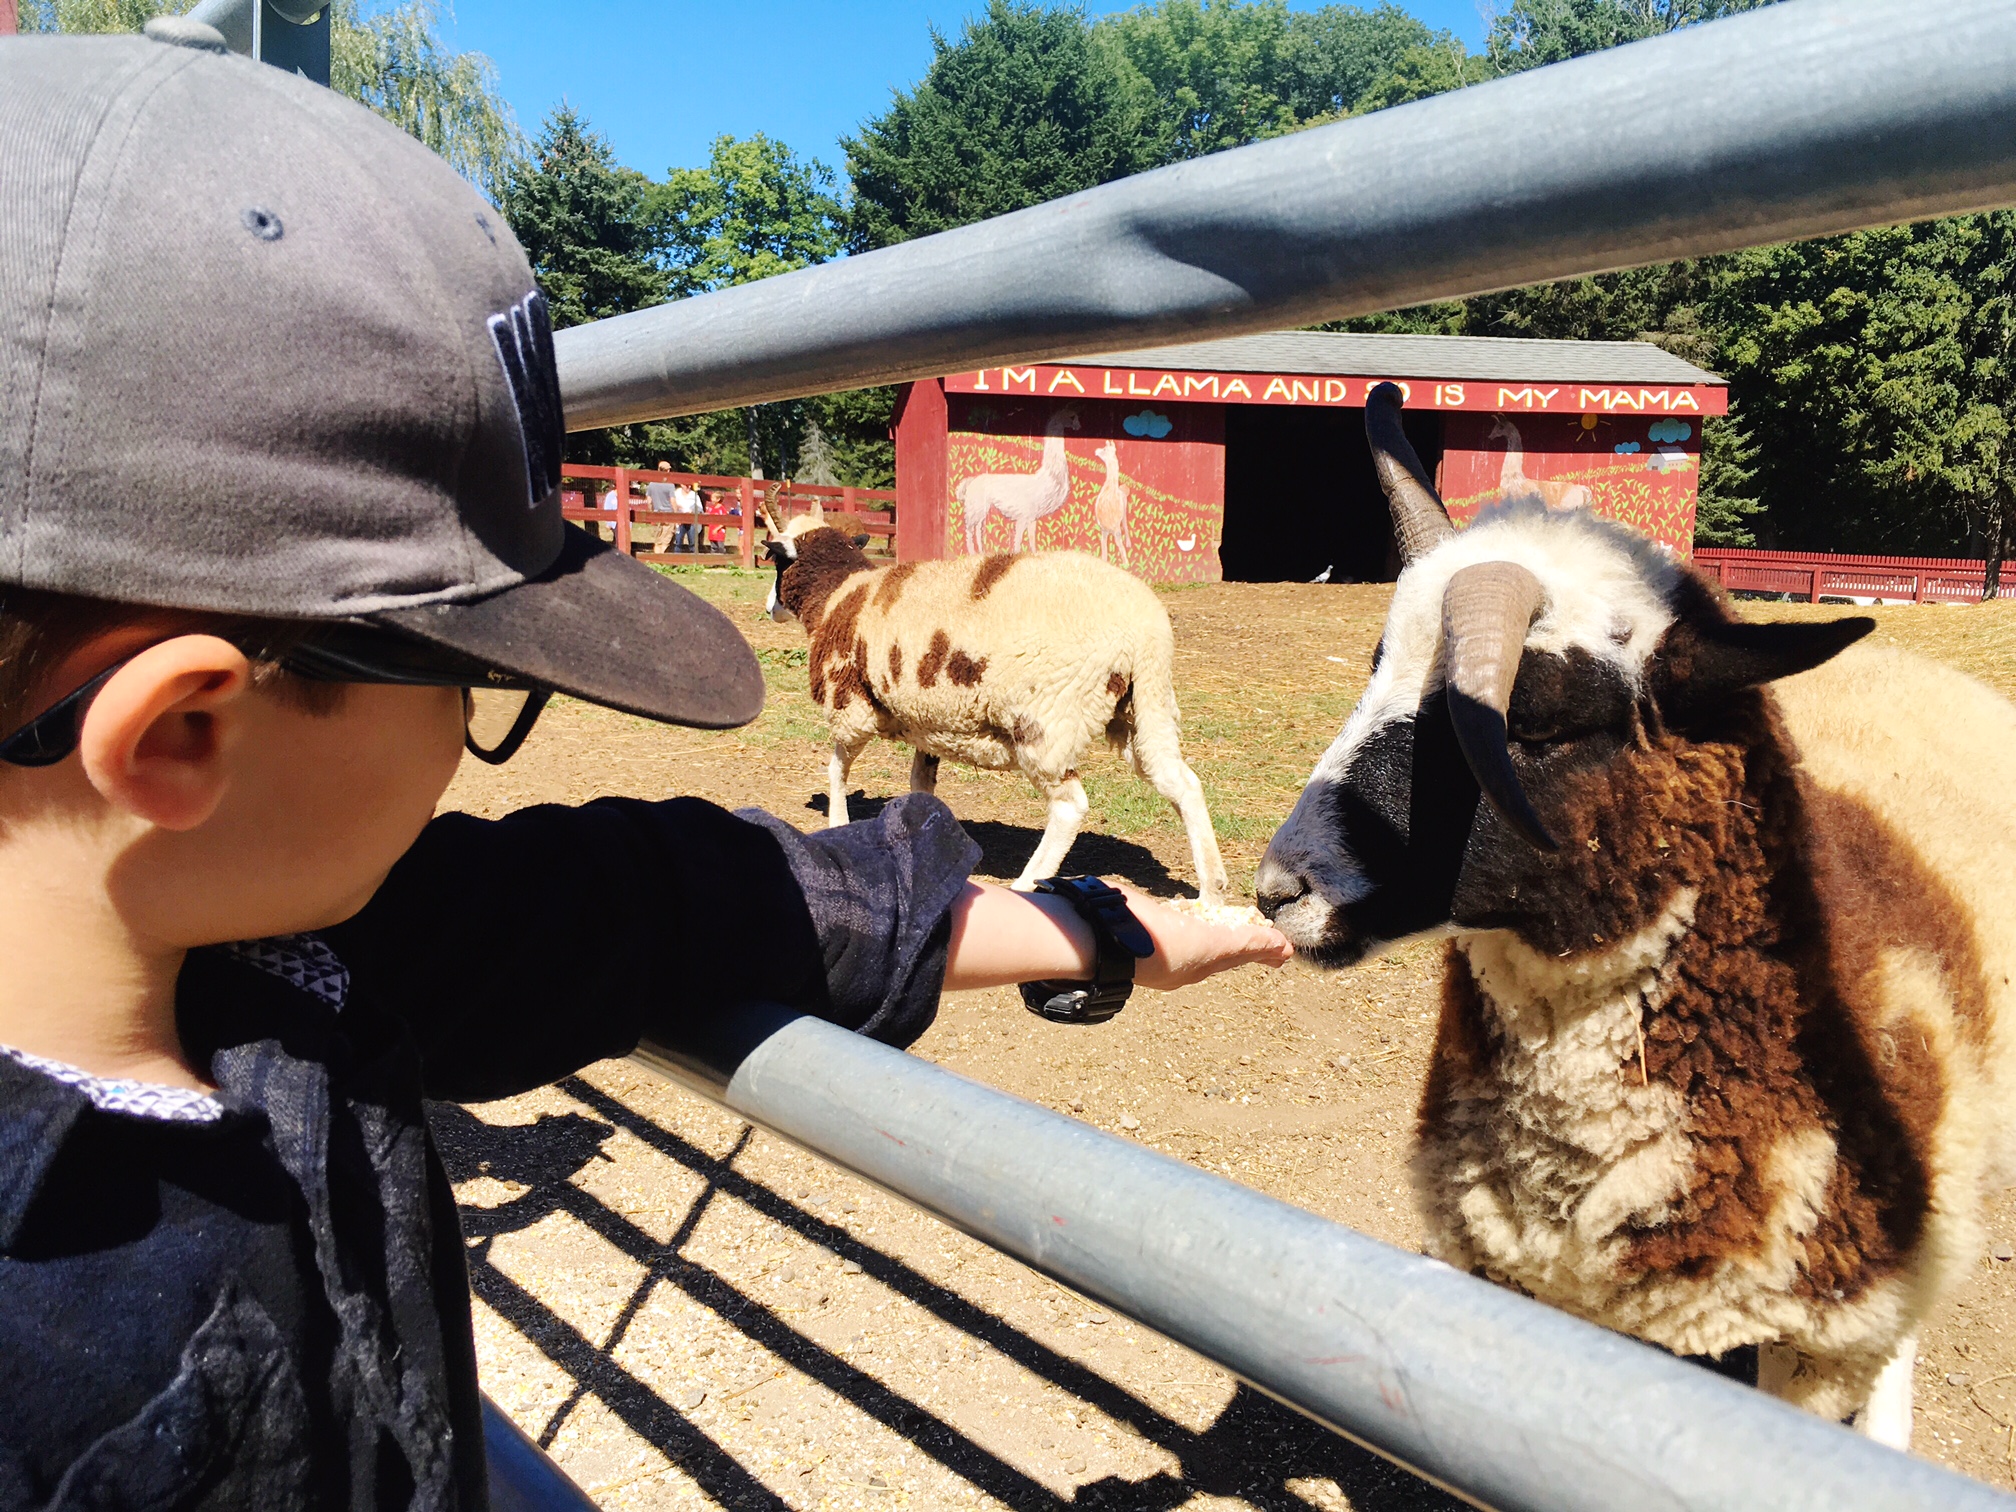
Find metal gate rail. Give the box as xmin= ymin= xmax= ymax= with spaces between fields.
xmin=630 ymin=1007 xmax=2011 ymax=1512
xmin=552 ymin=0 xmax=2016 ymax=427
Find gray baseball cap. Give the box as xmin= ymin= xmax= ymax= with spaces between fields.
xmin=0 ymin=31 xmax=762 ymax=728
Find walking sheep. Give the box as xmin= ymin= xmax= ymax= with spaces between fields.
xmin=1256 ymin=383 xmax=2016 ymax=1448
xmin=958 ymin=407 xmax=1080 ymax=554
xmin=765 ymin=520 xmax=1229 ymax=902
xmin=1093 ymin=440 xmax=1132 ymax=568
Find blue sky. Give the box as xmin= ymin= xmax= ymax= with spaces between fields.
xmin=438 ymin=1 xmax=1492 ymax=179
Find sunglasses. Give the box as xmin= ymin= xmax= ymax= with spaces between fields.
xmin=0 ymin=625 xmax=552 ymax=769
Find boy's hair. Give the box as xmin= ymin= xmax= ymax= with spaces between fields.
xmin=0 ymin=589 xmax=344 ymax=732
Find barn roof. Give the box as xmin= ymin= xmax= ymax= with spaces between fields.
xmin=1077 ymin=331 xmax=1723 ymax=386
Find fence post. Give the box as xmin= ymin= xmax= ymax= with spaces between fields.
xmin=739 ymin=478 xmax=756 ymax=568
xmin=613 ymin=469 xmax=633 ymax=556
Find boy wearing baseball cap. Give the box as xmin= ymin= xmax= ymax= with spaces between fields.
xmin=0 ymin=26 xmax=1288 ymax=1510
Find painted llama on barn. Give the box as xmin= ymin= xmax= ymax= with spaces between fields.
xmin=1490 ymin=414 xmax=1594 ymax=512
xmin=1092 ymin=440 xmax=1132 ymax=568
xmin=958 ymin=407 xmax=1080 ymax=554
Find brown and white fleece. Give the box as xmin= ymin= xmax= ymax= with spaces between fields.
xmin=767 ymin=525 xmax=1228 ymax=900
xmin=1258 ymin=500 xmax=2016 ymax=1436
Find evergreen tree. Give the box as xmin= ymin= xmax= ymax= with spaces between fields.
xmin=1694 ymin=404 xmax=1763 ymax=547
xmin=497 ymin=107 xmax=666 ymax=330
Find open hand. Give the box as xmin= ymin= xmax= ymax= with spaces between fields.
xmin=1113 ymin=885 xmax=1293 ymax=991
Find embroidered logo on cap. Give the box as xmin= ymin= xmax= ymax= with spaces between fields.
xmin=488 ymin=289 xmax=564 ymax=508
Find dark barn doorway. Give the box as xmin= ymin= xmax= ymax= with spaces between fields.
xmin=1219 ymin=405 xmax=1443 ymax=583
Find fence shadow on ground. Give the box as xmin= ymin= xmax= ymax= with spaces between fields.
xmin=803 ymin=792 xmax=1194 ymax=898
xmin=431 ymin=1092 xmax=1462 ymax=1512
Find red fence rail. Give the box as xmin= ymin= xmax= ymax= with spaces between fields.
xmin=1693 ymin=547 xmax=1995 ymax=604
xmin=558 ymin=465 xmax=897 ymax=569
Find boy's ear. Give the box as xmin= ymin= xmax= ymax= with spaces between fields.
xmin=77 ymin=636 xmax=255 ymax=831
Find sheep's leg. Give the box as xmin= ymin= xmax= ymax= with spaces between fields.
xmin=1012 ymin=774 xmax=1089 ymax=890
xmin=1124 ymin=709 xmax=1228 ymax=903
xmin=827 ymin=735 xmax=870 ymax=828
xmin=1146 ymin=754 xmax=1228 ymax=905
xmin=1854 ymin=1335 xmax=1917 ymax=1450
xmin=909 ymin=750 xmax=940 ymax=795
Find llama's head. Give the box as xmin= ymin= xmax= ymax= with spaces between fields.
xmin=1255 ymin=384 xmax=1870 ymax=968
xmin=1488 ymin=414 xmax=1515 ymax=443
xmin=765 ymin=525 xmax=872 ymax=624
xmin=1096 ymin=440 xmax=1118 ymax=466
xmin=1051 ymin=408 xmax=1082 ymax=435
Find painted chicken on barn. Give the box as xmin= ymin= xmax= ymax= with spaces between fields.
xmin=1257 ymin=384 xmax=2016 ymax=1448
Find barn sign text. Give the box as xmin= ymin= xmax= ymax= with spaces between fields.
xmin=945 ymin=365 xmax=1728 ymax=417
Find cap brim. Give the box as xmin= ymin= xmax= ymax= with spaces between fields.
xmin=367 ymin=524 xmax=766 ymax=729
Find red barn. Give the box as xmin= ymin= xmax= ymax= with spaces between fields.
xmin=893 ymin=332 xmax=1726 ymax=582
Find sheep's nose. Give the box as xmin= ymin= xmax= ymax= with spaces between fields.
xmin=1253 ymin=857 xmax=1308 ymax=920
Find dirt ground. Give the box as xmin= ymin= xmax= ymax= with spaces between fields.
xmin=441 ymin=570 xmax=2016 ymax=1508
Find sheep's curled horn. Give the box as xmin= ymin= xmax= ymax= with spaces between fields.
xmin=1364 ymin=383 xmax=1559 ymax=852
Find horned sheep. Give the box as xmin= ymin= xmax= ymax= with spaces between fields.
xmin=1257 ymin=384 xmax=2016 ymax=1447
xmin=764 ymin=515 xmax=1229 ymax=902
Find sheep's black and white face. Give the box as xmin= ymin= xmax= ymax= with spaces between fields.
xmin=764 ymin=537 xmax=797 ymax=622
xmin=1257 ymin=502 xmax=1686 ymax=966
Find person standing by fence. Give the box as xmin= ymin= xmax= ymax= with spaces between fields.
xmin=645 ymin=461 xmax=682 ymax=553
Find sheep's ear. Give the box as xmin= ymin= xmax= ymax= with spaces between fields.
xmin=1655 ymin=615 xmax=1873 ymax=719
xmin=852 ymin=533 xmax=871 ymax=550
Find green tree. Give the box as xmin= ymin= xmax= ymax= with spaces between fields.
xmin=653 ymin=133 xmax=845 ymax=299
xmin=1100 ymin=0 xmax=1298 ymax=162
xmin=332 ymin=1 xmax=520 ymax=202
xmin=25 ymin=1 xmax=522 ymax=204
xmin=1485 ymin=0 xmax=1778 ymax=73
xmin=497 ymin=106 xmax=665 ymax=330
xmin=1710 ymin=214 xmax=2016 ymax=567
xmin=1278 ymin=3 xmax=1458 ymax=118
xmin=1694 ymin=405 xmax=1764 ymax=546
xmin=845 ymin=0 xmax=1158 ymax=250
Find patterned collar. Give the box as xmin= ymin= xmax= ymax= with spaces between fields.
xmin=0 ymin=933 xmax=350 ymax=1127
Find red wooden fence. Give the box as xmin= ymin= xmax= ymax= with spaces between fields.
xmin=1693 ymin=547 xmax=1997 ymax=604
xmin=559 ymin=465 xmax=897 ymax=569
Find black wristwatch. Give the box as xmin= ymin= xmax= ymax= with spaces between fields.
xmin=1019 ymin=876 xmax=1155 ymax=1024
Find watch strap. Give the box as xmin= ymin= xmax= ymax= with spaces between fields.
xmin=1018 ymin=877 xmax=1152 ymax=1025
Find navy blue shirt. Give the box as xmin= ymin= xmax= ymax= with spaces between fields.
xmin=0 ymin=793 xmax=977 ymax=1511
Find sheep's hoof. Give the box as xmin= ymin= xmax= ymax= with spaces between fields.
xmin=1009 ymin=877 xmax=1040 ymax=893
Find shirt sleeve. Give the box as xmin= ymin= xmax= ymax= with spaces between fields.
xmin=322 ymin=792 xmax=978 ymax=1104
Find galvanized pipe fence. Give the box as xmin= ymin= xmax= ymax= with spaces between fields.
xmin=629 ymin=1009 xmax=2010 ymax=1512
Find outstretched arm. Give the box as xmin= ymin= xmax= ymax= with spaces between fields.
xmin=943 ymin=880 xmax=1291 ymax=993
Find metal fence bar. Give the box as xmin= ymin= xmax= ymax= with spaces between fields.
xmin=482 ymin=1394 xmax=600 ymax=1512
xmin=631 ymin=1007 xmax=2012 ymax=1512
xmin=555 ymin=0 xmax=2016 ymax=429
